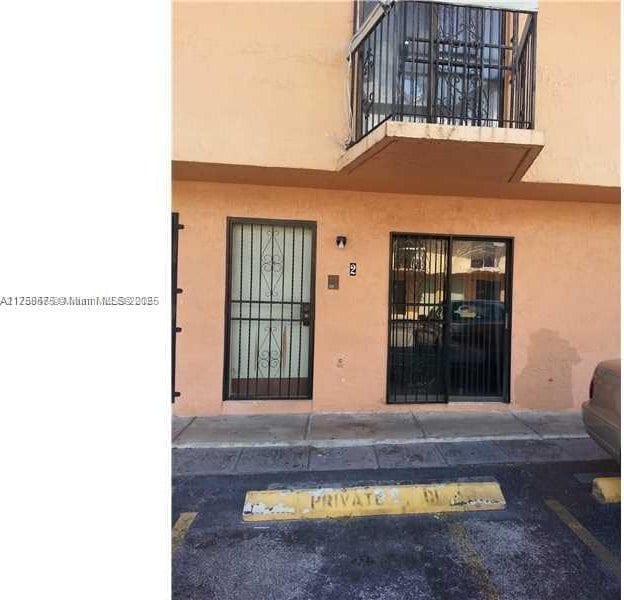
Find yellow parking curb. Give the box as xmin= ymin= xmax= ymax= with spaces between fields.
xmin=172 ymin=512 xmax=198 ymax=553
xmin=242 ymin=481 xmax=506 ymax=522
xmin=592 ymin=477 xmax=620 ymax=503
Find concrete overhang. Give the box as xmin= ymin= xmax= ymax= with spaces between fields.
xmin=338 ymin=121 xmax=545 ymax=184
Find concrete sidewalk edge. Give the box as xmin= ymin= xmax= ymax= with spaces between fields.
xmin=172 ymin=431 xmax=589 ymax=449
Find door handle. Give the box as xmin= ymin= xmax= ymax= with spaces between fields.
xmin=301 ymin=303 xmax=312 ymax=327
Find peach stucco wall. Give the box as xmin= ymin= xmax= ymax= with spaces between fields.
xmin=523 ymin=0 xmax=620 ymax=186
xmin=172 ymin=180 xmax=620 ymax=416
xmin=173 ymin=0 xmax=619 ymax=187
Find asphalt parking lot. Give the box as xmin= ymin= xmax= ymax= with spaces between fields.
xmin=172 ymin=457 xmax=620 ymax=600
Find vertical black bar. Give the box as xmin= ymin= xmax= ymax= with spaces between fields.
xmin=430 ymin=239 xmax=437 ymax=402
xmin=402 ymin=0 xmax=408 ymax=123
xmin=378 ymin=21 xmax=383 ymax=127
xmin=486 ymin=9 xmax=492 ymax=125
xmin=255 ymin=225 xmax=263 ymax=397
xmin=477 ymin=8 xmax=485 ymax=125
xmin=469 ymin=260 xmax=475 ymax=395
xmin=498 ymin=12 xmax=505 ymax=127
xmin=374 ymin=28 xmax=379 ymax=129
xmin=350 ymin=48 xmax=356 ymax=143
xmin=411 ymin=2 xmax=417 ymax=122
xmin=410 ymin=238 xmax=417 ymax=402
xmin=369 ymin=32 xmax=375 ymax=133
xmin=288 ymin=226 xmax=296 ymax=398
xmin=387 ymin=235 xmax=395 ymax=403
xmin=428 ymin=4 xmax=434 ymax=122
xmin=511 ymin=12 xmax=518 ymax=126
xmin=391 ymin=5 xmax=397 ymax=121
xmin=485 ymin=267 xmax=492 ymax=394
xmin=383 ymin=13 xmax=388 ymax=122
xmin=445 ymin=237 xmax=452 ymax=401
xmin=362 ymin=42 xmax=368 ymax=135
xmin=223 ymin=220 xmax=232 ymax=400
xmin=267 ymin=226 xmax=275 ymax=395
xmin=449 ymin=6 xmax=456 ymax=124
xmin=436 ymin=238 xmax=443 ymax=402
xmin=363 ymin=43 xmax=369 ymax=137
xmin=393 ymin=1 xmax=401 ymax=122
xmin=387 ymin=12 xmax=392 ymax=122
xmin=296 ymin=226 xmax=305 ymax=397
xmin=530 ymin=15 xmax=536 ymax=128
xmin=171 ymin=212 xmax=181 ymax=402
xmin=400 ymin=237 xmax=405 ymax=402
xmin=461 ymin=7 xmax=468 ymax=125
xmin=424 ymin=238 xmax=430 ymax=401
xmin=503 ymin=239 xmax=513 ymax=402
xmin=307 ymin=223 xmax=317 ymax=399
xmin=399 ymin=238 xmax=406 ymax=401
xmin=237 ymin=224 xmax=244 ymax=396
xmin=278 ymin=225 xmax=287 ymax=398
xmin=356 ymin=47 xmax=363 ymax=140
xmin=479 ymin=271 xmax=485 ymax=397
xmin=246 ymin=223 xmax=254 ymax=398
xmin=441 ymin=238 xmax=447 ymax=402
xmin=419 ymin=239 xmax=425 ymax=403
xmin=424 ymin=239 xmax=431 ymax=403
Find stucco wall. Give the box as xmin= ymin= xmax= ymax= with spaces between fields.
xmin=173 ymin=0 xmax=619 ymax=187
xmin=523 ymin=0 xmax=620 ymax=186
xmin=173 ymin=0 xmax=352 ymax=170
xmin=172 ymin=180 xmax=620 ymax=416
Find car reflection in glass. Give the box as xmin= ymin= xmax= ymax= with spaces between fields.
xmin=418 ymin=300 xmax=506 ymax=395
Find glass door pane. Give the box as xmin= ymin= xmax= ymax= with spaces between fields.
xmin=448 ymin=239 xmax=508 ymax=399
xmin=388 ymin=235 xmax=449 ymax=404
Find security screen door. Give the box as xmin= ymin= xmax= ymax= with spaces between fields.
xmin=224 ymin=219 xmax=316 ymax=399
xmin=388 ymin=234 xmax=512 ymax=403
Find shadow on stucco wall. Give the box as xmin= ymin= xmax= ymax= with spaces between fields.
xmin=514 ymin=329 xmax=581 ymax=409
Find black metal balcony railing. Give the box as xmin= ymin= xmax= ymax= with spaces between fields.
xmin=349 ymin=1 xmax=537 ymax=145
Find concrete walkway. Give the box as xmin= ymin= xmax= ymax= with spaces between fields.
xmin=173 ymin=410 xmax=588 ymax=449
xmin=172 ymin=411 xmax=616 ymax=476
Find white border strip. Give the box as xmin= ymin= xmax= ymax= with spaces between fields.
xmin=432 ymin=1 xmax=537 ymax=10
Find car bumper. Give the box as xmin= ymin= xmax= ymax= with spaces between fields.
xmin=582 ymin=401 xmax=620 ymax=462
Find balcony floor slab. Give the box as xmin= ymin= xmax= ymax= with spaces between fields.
xmin=338 ymin=121 xmax=545 ymax=185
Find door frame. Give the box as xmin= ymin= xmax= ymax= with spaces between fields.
xmin=222 ymin=217 xmax=317 ymax=401
xmin=172 ymin=212 xmax=183 ymax=403
xmin=386 ymin=232 xmax=514 ymax=404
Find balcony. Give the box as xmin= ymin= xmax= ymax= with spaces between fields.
xmin=340 ymin=1 xmax=544 ymax=184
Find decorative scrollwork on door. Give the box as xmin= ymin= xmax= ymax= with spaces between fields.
xmin=260 ymin=228 xmax=284 ymax=299
xmin=256 ymin=324 xmax=283 ymax=377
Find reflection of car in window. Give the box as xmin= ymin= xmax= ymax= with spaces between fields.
xmin=393 ymin=299 xmax=506 ymax=395
xmin=451 ymin=301 xmax=504 ymax=322
xmin=421 ymin=300 xmax=505 ymax=355
xmin=424 ymin=300 xmax=504 ymax=323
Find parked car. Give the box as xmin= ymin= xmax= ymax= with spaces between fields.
xmin=582 ymin=359 xmax=621 ymax=462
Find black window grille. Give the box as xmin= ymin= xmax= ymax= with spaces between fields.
xmin=349 ymin=1 xmax=537 ymax=144
xmin=471 ymin=254 xmax=496 ymax=269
